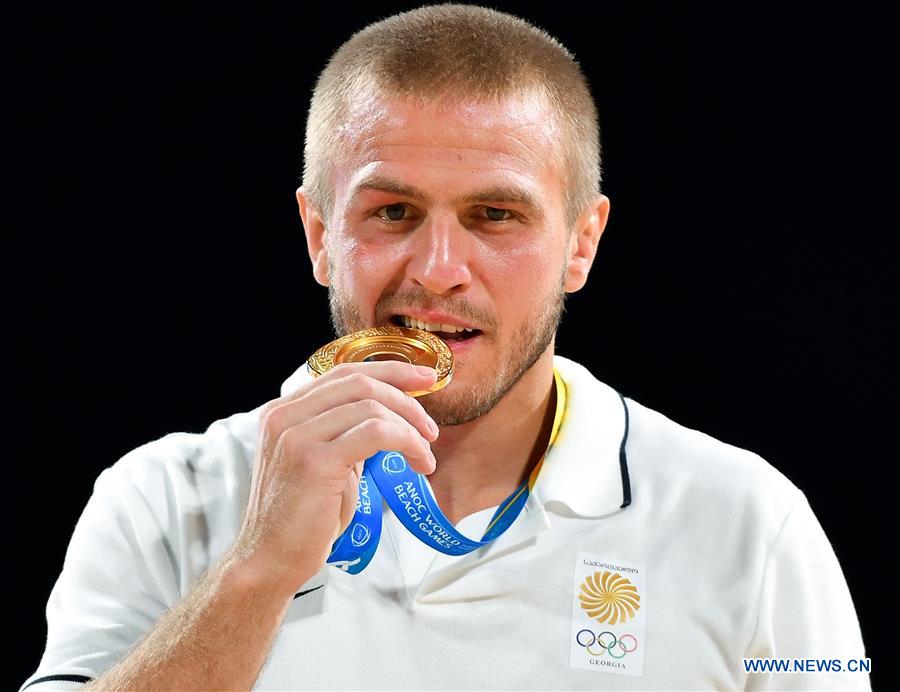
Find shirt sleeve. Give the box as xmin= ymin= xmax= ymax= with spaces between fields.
xmin=743 ymin=492 xmax=870 ymax=691
xmin=19 ymin=464 xmax=179 ymax=691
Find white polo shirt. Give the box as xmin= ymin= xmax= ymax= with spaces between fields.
xmin=20 ymin=354 xmax=870 ymax=691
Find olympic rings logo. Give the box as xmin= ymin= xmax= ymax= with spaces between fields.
xmin=576 ymin=629 xmax=639 ymax=659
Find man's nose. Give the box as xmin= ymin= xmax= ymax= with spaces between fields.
xmin=405 ymin=212 xmax=473 ymax=295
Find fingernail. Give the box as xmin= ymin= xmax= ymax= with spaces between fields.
xmin=427 ymin=418 xmax=439 ymax=437
xmin=416 ymin=365 xmax=436 ymax=377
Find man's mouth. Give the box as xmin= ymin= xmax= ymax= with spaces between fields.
xmin=390 ymin=314 xmax=482 ymax=342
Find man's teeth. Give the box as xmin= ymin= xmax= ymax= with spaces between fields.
xmin=399 ymin=315 xmax=474 ymax=333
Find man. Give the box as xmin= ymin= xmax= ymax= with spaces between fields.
xmin=20 ymin=4 xmax=868 ymax=690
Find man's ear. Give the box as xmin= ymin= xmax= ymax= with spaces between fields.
xmin=564 ymin=194 xmax=611 ymax=293
xmin=296 ymin=186 xmax=330 ymax=287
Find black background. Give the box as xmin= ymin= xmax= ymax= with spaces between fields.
xmin=9 ymin=1 xmax=896 ymax=689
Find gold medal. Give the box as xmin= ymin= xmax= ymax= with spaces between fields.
xmin=307 ymin=325 xmax=453 ymax=397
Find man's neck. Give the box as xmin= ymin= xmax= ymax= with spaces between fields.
xmin=425 ymin=349 xmax=557 ymax=526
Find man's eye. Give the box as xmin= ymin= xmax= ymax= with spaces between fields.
xmin=483 ymin=207 xmax=513 ymax=222
xmin=373 ymin=204 xmax=513 ymax=224
xmin=375 ymin=204 xmax=410 ymax=222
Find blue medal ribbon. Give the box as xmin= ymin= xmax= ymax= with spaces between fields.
xmin=327 ymin=368 xmax=566 ymax=574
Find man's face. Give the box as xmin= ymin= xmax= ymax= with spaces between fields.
xmin=309 ymin=93 xmax=579 ymax=426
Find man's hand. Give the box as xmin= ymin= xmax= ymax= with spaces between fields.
xmin=233 ymin=360 xmax=440 ymax=594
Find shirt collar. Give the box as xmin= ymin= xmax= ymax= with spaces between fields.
xmin=532 ymin=354 xmax=631 ymax=517
xmin=278 ymin=353 xmax=631 ymax=518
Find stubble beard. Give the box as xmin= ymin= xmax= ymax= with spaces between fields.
xmin=326 ymin=264 xmax=567 ymax=428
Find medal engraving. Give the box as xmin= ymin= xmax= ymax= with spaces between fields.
xmin=307 ymin=326 xmax=453 ymax=396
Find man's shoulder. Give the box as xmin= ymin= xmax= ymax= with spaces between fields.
xmin=624 ymin=393 xmax=801 ymax=521
xmin=94 ymin=400 xmax=264 ymax=503
xmin=554 ymin=354 xmax=802 ymax=525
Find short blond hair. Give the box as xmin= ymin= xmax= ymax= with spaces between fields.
xmin=300 ymin=3 xmax=602 ymax=230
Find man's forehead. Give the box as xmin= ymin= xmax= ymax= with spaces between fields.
xmin=341 ymin=90 xmax=561 ymax=164
xmin=333 ymin=92 xmax=564 ymax=214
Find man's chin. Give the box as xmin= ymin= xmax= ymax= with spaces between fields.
xmin=420 ymin=386 xmax=486 ymax=428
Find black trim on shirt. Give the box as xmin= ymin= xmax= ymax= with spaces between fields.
xmin=293 ymin=584 xmax=324 ymax=600
xmin=21 ymin=674 xmax=92 ymax=690
xmin=617 ymin=393 xmax=633 ymax=508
